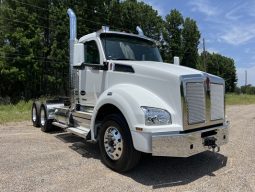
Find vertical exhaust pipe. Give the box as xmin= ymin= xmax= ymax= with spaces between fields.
xmin=67 ymin=8 xmax=77 ymax=42
xmin=67 ymin=8 xmax=77 ymax=105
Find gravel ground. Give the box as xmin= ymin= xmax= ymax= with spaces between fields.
xmin=0 ymin=105 xmax=254 ymax=192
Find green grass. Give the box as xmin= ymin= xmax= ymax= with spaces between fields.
xmin=226 ymin=94 xmax=255 ymax=105
xmin=0 ymin=100 xmax=33 ymax=124
xmin=0 ymin=94 xmax=255 ymax=124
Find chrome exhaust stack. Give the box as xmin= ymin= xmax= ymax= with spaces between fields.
xmin=67 ymin=8 xmax=77 ymax=105
xmin=136 ymin=26 xmax=144 ymax=36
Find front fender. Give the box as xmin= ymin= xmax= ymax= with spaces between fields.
xmin=90 ymin=84 xmax=176 ymax=152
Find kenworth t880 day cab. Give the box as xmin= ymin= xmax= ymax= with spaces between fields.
xmin=31 ymin=9 xmax=229 ymax=172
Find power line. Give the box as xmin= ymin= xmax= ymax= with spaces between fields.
xmin=0 ymin=52 xmax=67 ymax=63
xmin=10 ymin=0 xmax=49 ymax=11
xmin=0 ymin=6 xmax=59 ymax=24
xmin=3 ymin=17 xmax=58 ymax=31
xmin=1 ymin=16 xmax=106 ymax=34
xmin=8 ymin=0 xmax=111 ymax=28
xmin=6 ymin=0 xmax=149 ymax=32
xmin=0 ymin=55 xmax=68 ymax=65
xmin=10 ymin=0 xmax=107 ymax=16
xmin=2 ymin=1 xmax=108 ymax=27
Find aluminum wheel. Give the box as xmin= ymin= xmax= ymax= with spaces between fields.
xmin=40 ymin=108 xmax=46 ymax=126
xmin=32 ymin=106 xmax=37 ymax=122
xmin=104 ymin=126 xmax=123 ymax=160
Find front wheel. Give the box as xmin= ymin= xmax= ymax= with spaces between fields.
xmin=99 ymin=114 xmax=141 ymax=172
xmin=31 ymin=101 xmax=40 ymax=127
xmin=39 ymin=105 xmax=53 ymax=132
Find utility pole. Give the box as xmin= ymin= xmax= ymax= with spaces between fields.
xmin=245 ymin=70 xmax=247 ymax=86
xmin=203 ymin=38 xmax=207 ymax=72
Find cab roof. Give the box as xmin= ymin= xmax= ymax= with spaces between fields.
xmin=79 ymin=29 xmax=155 ymax=43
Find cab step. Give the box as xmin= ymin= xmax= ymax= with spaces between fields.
xmin=52 ymin=121 xmax=68 ymax=129
xmin=66 ymin=127 xmax=90 ymax=139
xmin=52 ymin=122 xmax=91 ymax=140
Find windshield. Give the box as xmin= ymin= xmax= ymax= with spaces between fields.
xmin=100 ymin=33 xmax=162 ymax=62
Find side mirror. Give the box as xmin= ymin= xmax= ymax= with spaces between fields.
xmin=73 ymin=43 xmax=84 ymax=68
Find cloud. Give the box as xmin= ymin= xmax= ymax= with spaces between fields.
xmin=189 ymin=0 xmax=219 ymax=16
xmin=140 ymin=0 xmax=167 ymax=16
xmin=189 ymin=1 xmax=255 ymax=46
xmin=247 ymin=1 xmax=255 ymax=17
xmin=219 ymin=24 xmax=255 ymax=45
xmin=225 ymin=3 xmax=246 ymax=20
xmin=244 ymin=48 xmax=251 ymax=54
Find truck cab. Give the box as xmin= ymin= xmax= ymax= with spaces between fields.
xmin=31 ymin=9 xmax=229 ymax=172
xmin=75 ymin=30 xmax=163 ymax=106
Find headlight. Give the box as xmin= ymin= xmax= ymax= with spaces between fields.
xmin=141 ymin=106 xmax=172 ymax=126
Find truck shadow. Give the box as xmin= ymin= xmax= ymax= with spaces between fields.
xmin=54 ymin=132 xmax=227 ymax=189
xmin=54 ymin=132 xmax=101 ymax=159
xmin=125 ymin=152 xmax=227 ymax=189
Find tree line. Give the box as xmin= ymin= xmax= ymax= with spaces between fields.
xmin=0 ymin=0 xmax=237 ymax=102
xmin=235 ymin=85 xmax=255 ymax=95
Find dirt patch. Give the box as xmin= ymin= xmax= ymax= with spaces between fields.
xmin=0 ymin=105 xmax=254 ymax=192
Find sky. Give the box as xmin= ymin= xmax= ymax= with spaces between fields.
xmin=141 ymin=0 xmax=255 ymax=86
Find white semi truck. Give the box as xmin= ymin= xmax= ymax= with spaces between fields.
xmin=31 ymin=9 xmax=229 ymax=172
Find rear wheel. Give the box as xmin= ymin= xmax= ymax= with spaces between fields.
xmin=39 ymin=105 xmax=53 ymax=132
xmin=31 ymin=101 xmax=40 ymax=127
xmin=99 ymin=114 xmax=141 ymax=172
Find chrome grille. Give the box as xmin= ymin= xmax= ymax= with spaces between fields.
xmin=186 ymin=82 xmax=205 ymax=124
xmin=210 ymin=83 xmax=224 ymax=120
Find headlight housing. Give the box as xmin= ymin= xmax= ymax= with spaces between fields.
xmin=141 ymin=106 xmax=172 ymax=126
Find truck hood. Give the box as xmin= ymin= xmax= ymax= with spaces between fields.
xmin=110 ymin=60 xmax=204 ymax=77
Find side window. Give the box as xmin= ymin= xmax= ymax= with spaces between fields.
xmin=84 ymin=40 xmax=100 ymax=64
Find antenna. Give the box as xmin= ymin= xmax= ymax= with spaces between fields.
xmin=203 ymin=38 xmax=207 ymax=72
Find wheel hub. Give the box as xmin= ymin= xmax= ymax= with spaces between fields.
xmin=40 ymin=109 xmax=46 ymax=126
xmin=103 ymin=126 xmax=123 ymax=160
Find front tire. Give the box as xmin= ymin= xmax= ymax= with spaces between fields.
xmin=99 ymin=114 xmax=141 ymax=172
xmin=39 ymin=105 xmax=53 ymax=132
xmin=32 ymin=101 xmax=41 ymax=127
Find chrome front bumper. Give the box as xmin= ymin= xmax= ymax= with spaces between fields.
xmin=152 ymin=123 xmax=229 ymax=157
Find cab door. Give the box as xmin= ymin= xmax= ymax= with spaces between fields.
xmin=79 ymin=39 xmax=105 ymax=107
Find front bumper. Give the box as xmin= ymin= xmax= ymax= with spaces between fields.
xmin=152 ymin=123 xmax=229 ymax=157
